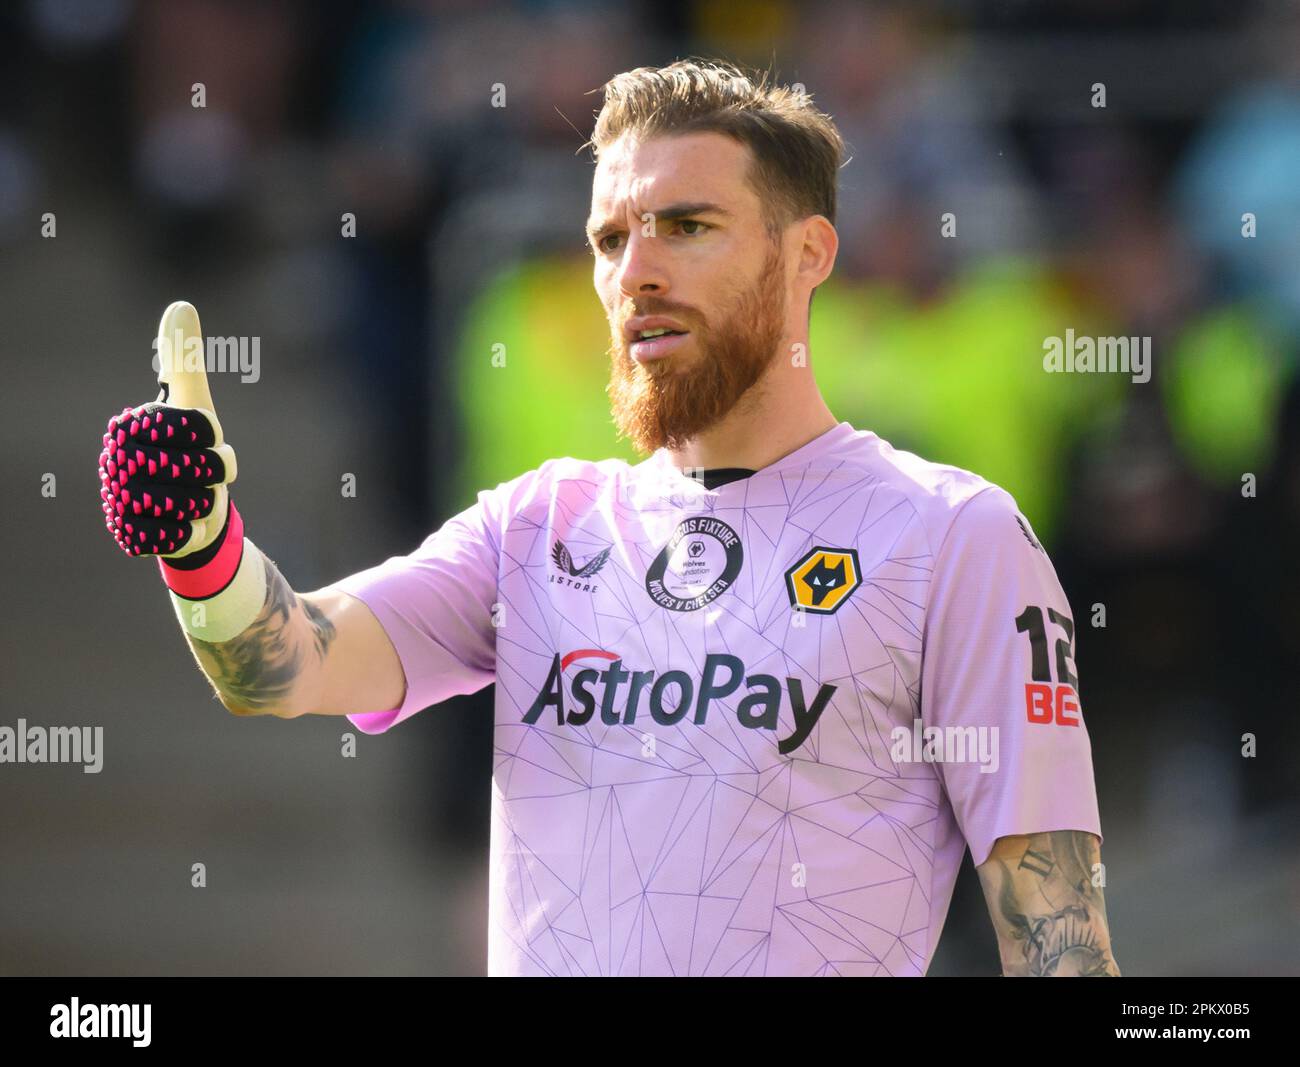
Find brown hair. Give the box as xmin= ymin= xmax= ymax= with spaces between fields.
xmin=587 ymin=58 xmax=847 ymax=237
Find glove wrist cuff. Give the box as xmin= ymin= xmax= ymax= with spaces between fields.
xmin=165 ymin=535 xmax=267 ymax=643
xmin=158 ymin=501 xmax=245 ymax=599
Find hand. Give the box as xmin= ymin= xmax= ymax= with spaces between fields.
xmin=98 ymin=301 xmax=238 ymax=558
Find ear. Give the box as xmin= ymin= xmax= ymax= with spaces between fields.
xmin=796 ymin=216 xmax=838 ymax=291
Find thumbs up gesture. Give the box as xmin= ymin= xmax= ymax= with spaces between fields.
xmin=99 ymin=302 xmax=239 ymax=558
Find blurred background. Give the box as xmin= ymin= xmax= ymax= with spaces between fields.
xmin=1 ymin=0 xmax=1297 ymax=976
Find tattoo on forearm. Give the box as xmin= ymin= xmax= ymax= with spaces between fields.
xmin=983 ymin=830 xmax=1120 ymax=977
xmin=1018 ymin=848 xmax=1054 ymax=877
xmin=190 ymin=555 xmax=337 ymax=712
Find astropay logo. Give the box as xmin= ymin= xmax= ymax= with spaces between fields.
xmin=50 ymin=997 xmax=151 ymax=1047
xmin=523 ymin=649 xmax=835 ymax=755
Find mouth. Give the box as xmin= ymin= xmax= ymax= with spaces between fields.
xmin=628 ymin=327 xmax=691 ymax=363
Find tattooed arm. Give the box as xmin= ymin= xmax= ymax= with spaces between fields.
xmin=976 ymin=830 xmax=1121 ymax=977
xmin=186 ymin=553 xmax=405 ymax=719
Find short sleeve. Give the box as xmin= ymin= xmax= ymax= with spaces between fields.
xmin=331 ymin=476 xmax=521 ymax=735
xmin=920 ymin=486 xmax=1102 ymax=867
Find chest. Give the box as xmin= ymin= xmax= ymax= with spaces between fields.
xmin=495 ymin=483 xmax=931 ymax=758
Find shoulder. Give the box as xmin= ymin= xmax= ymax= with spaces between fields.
xmin=840 ymin=430 xmax=1036 ymax=558
xmin=479 ymin=454 xmax=634 ymax=515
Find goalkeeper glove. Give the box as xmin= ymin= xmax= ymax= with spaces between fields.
xmin=98 ymin=302 xmax=265 ymax=642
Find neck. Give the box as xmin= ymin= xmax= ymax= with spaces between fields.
xmin=665 ymin=356 xmax=838 ymax=472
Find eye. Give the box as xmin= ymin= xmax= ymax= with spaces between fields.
xmin=676 ymin=219 xmax=707 ymax=236
xmin=595 ymin=233 xmax=622 ymax=254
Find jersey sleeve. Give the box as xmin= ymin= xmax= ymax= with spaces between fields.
xmin=331 ymin=468 xmax=540 ymax=735
xmin=920 ymin=486 xmax=1102 ymax=868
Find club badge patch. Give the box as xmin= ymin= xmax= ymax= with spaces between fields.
xmin=785 ymin=546 xmax=861 ymax=615
xmin=645 ymin=516 xmax=743 ymax=612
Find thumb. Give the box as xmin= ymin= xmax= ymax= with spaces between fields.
xmin=152 ymin=300 xmax=237 ymax=558
xmin=155 ymin=301 xmax=224 ymax=443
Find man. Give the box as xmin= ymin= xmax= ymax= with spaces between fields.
xmin=98 ymin=59 xmax=1118 ymax=977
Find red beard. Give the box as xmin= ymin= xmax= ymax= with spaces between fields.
xmin=607 ymin=241 xmax=787 ymax=454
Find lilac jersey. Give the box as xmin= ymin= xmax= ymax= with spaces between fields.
xmin=334 ymin=421 xmax=1102 ymax=976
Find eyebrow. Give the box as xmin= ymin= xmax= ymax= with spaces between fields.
xmin=585 ymin=201 xmax=733 ymax=244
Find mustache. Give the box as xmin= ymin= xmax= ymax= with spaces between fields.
xmin=616 ymin=302 xmax=699 ymax=331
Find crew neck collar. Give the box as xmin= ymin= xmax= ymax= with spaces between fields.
xmin=650 ymin=421 xmax=858 ymax=484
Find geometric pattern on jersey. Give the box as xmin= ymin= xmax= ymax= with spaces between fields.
xmin=337 ymin=422 xmax=1104 ymax=976
xmin=490 ymin=444 xmax=938 ymax=975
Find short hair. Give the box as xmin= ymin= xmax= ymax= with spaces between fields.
xmin=587 ymin=58 xmax=846 ymax=238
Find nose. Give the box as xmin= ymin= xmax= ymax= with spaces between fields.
xmin=615 ymin=229 xmax=669 ymax=300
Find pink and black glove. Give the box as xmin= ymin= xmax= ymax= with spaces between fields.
xmin=98 ymin=401 xmax=233 ymax=557
xmin=97 ymin=301 xmax=264 ymax=644
xmin=97 ymin=301 xmax=246 ymax=609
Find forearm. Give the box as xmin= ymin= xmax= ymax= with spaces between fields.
xmin=183 ymin=551 xmax=337 ymax=718
xmin=978 ymin=830 xmax=1121 ymax=977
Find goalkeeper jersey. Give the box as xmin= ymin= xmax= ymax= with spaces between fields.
xmin=335 ymin=420 xmax=1102 ymax=976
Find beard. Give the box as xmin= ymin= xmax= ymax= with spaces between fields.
xmin=606 ymin=240 xmax=787 ymax=455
